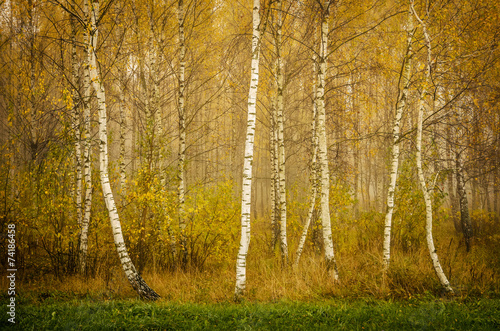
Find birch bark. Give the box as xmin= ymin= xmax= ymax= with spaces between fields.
xmin=411 ymin=1 xmax=454 ymax=294
xmin=275 ymin=0 xmax=288 ymax=265
xmin=118 ymin=81 xmax=127 ymax=196
xmin=235 ymin=0 xmax=261 ymax=299
xmin=79 ymin=6 xmax=93 ymax=275
xmin=316 ymin=0 xmax=339 ymax=280
xmin=86 ymin=0 xmax=159 ymax=300
xmin=177 ymin=0 xmax=188 ymax=265
xmin=383 ymin=6 xmax=414 ymax=271
xmin=70 ymin=16 xmax=83 ymax=229
xmin=456 ymin=151 xmax=473 ymax=252
xmin=270 ymin=99 xmax=279 ymax=250
xmin=294 ymin=55 xmax=319 ymax=267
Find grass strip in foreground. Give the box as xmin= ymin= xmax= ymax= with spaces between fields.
xmin=1 ymin=298 xmax=499 ymax=330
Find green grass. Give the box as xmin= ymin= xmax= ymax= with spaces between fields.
xmin=1 ymin=297 xmax=499 ymax=330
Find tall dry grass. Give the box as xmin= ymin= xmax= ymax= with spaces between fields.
xmin=9 ymin=210 xmax=500 ymax=303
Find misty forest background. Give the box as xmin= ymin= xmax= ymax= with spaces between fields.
xmin=0 ymin=0 xmax=499 ymax=302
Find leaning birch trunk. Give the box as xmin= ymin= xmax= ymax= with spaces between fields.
xmin=235 ymin=0 xmax=261 ymax=300
xmin=382 ymin=6 xmax=414 ymax=271
xmin=177 ymin=0 xmax=188 ymax=266
xmin=411 ymin=1 xmax=453 ymax=294
xmin=294 ymin=55 xmax=319 ymax=267
xmin=86 ymin=0 xmax=159 ymax=300
xmin=275 ymin=1 xmax=288 ymax=265
xmin=317 ymin=0 xmax=339 ymax=281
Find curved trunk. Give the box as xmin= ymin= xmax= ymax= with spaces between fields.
xmin=86 ymin=0 xmax=159 ymax=300
xmin=411 ymin=1 xmax=453 ymax=294
xmin=295 ymin=56 xmax=319 ymax=267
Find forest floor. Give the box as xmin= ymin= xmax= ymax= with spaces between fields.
xmin=1 ymin=294 xmax=499 ymax=330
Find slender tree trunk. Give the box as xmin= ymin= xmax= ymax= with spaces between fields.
xmin=317 ymin=0 xmax=339 ymax=281
xmin=295 ymin=55 xmax=319 ymax=267
xmin=235 ymin=0 xmax=261 ymax=300
xmin=274 ymin=1 xmax=288 ymax=265
xmin=86 ymin=0 xmax=159 ymax=300
xmin=177 ymin=0 xmax=188 ymax=266
xmin=118 ymin=80 xmax=127 ymax=196
xmin=383 ymin=6 xmax=414 ymax=271
xmin=411 ymin=1 xmax=453 ymax=294
xmin=79 ymin=8 xmax=93 ymax=275
xmin=270 ymin=100 xmax=279 ymax=250
xmin=456 ymin=151 xmax=473 ymax=252
xmin=447 ymin=140 xmax=460 ymax=232
xmin=70 ymin=16 xmax=83 ymax=230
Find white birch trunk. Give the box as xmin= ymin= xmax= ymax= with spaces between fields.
xmin=70 ymin=16 xmax=83 ymax=229
xmin=317 ymin=0 xmax=339 ymax=281
xmin=86 ymin=0 xmax=159 ymax=300
xmin=177 ymin=0 xmax=188 ymax=265
xmin=235 ymin=0 xmax=261 ymax=299
xmin=382 ymin=7 xmax=414 ymax=271
xmin=118 ymin=81 xmax=127 ymax=196
xmin=295 ymin=55 xmax=319 ymax=267
xmin=275 ymin=1 xmax=288 ymax=264
xmin=411 ymin=2 xmax=453 ymax=294
xmin=456 ymin=151 xmax=472 ymax=251
xmin=79 ymin=7 xmax=93 ymax=275
xmin=270 ymin=99 xmax=279 ymax=249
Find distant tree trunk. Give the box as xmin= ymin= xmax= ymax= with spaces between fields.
xmin=383 ymin=6 xmax=414 ymax=271
xmin=235 ymin=0 xmax=261 ymax=300
xmin=316 ymin=0 xmax=339 ymax=281
xmin=86 ymin=0 xmax=159 ymax=300
xmin=295 ymin=55 xmax=319 ymax=267
xmin=411 ymin=1 xmax=453 ymax=294
xmin=456 ymin=151 xmax=473 ymax=252
xmin=177 ymin=0 xmax=188 ymax=266
xmin=446 ymin=123 xmax=460 ymax=232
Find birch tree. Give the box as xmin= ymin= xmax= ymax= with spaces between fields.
xmin=177 ymin=0 xmax=188 ymax=266
xmin=271 ymin=0 xmax=288 ymax=265
xmin=235 ymin=0 xmax=261 ymax=300
xmin=382 ymin=5 xmax=414 ymax=271
xmin=316 ymin=0 xmax=338 ymax=281
xmin=84 ymin=0 xmax=160 ymax=300
xmin=70 ymin=15 xmax=83 ymax=231
xmin=455 ymin=149 xmax=473 ymax=252
xmin=270 ymin=102 xmax=279 ymax=249
xmin=79 ymin=8 xmax=93 ymax=274
xmin=294 ymin=55 xmax=319 ymax=267
xmin=411 ymin=0 xmax=453 ymax=294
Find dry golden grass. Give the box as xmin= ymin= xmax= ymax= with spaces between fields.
xmin=10 ymin=213 xmax=500 ymax=303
